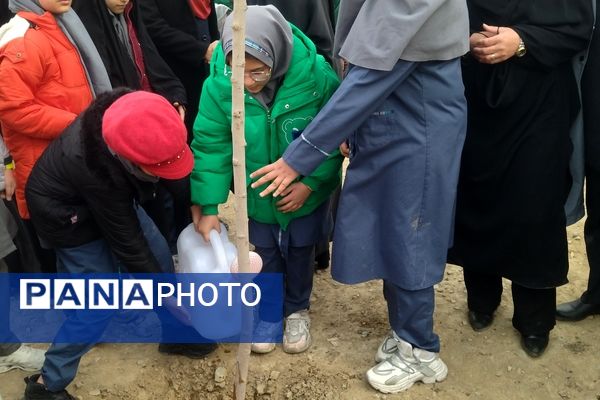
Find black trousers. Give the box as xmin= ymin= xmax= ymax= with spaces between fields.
xmin=255 ymin=244 xmax=315 ymax=320
xmin=4 ymin=200 xmax=43 ymax=273
xmin=582 ymin=164 xmax=600 ymax=305
xmin=21 ymin=217 xmax=55 ymax=273
xmin=314 ymin=187 xmax=340 ymax=267
xmin=464 ymin=269 xmax=556 ymax=335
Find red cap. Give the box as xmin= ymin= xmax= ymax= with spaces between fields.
xmin=102 ymin=91 xmax=193 ymax=180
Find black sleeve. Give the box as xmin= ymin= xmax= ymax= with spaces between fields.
xmin=208 ymin=1 xmax=220 ymax=41
xmin=0 ymin=0 xmax=13 ymax=25
xmin=513 ymin=0 xmax=593 ymax=69
xmin=138 ymin=0 xmax=212 ymax=68
xmin=134 ymin=8 xmax=187 ymax=104
xmin=303 ymin=0 xmax=335 ymax=64
xmin=248 ymin=0 xmax=335 ymax=65
xmin=79 ymin=179 xmax=163 ymax=274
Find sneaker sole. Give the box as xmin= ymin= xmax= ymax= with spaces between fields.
xmin=282 ymin=335 xmax=312 ymax=354
xmin=251 ymin=344 xmax=276 ymax=354
xmin=0 ymin=364 xmax=41 ymax=373
xmin=366 ymin=362 xmax=448 ymax=394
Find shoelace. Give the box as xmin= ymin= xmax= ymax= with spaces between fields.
xmin=382 ymin=336 xmax=398 ymax=353
xmin=387 ymin=353 xmax=417 ymax=374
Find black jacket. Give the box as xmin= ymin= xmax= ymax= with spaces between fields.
xmin=138 ymin=0 xmax=219 ymax=136
xmin=25 ymin=91 xmax=162 ymax=274
xmin=73 ymin=0 xmax=186 ymax=105
xmin=0 ymin=0 xmax=12 ymax=25
xmin=582 ymin=2 xmax=600 ymax=172
xmin=247 ymin=0 xmax=336 ymax=66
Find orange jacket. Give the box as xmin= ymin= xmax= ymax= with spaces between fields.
xmin=0 ymin=11 xmax=93 ymax=218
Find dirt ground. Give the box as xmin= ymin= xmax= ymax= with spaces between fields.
xmin=1 ymin=204 xmax=599 ymax=400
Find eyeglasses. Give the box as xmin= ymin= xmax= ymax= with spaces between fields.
xmin=224 ymin=65 xmax=272 ymax=82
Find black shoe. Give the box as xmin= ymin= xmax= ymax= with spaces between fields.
xmin=467 ymin=310 xmax=494 ymax=332
xmin=158 ymin=343 xmax=217 ymax=359
xmin=24 ymin=374 xmax=76 ymax=400
xmin=556 ymin=298 xmax=600 ymax=321
xmin=520 ymin=333 xmax=549 ymax=358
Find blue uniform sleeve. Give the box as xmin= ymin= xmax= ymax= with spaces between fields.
xmin=282 ymin=62 xmax=415 ymax=176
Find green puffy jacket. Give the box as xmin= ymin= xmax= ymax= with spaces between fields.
xmin=190 ymin=24 xmax=342 ymax=230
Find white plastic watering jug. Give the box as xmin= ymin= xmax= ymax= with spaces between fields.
xmin=176 ymin=223 xmax=241 ymax=340
xmin=176 ymin=223 xmax=237 ymax=274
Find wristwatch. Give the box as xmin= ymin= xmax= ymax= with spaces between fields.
xmin=515 ymin=38 xmax=526 ymax=57
xmin=3 ymin=156 xmax=14 ymax=170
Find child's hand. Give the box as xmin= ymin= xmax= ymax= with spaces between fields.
xmin=193 ymin=211 xmax=221 ymax=242
xmin=276 ymin=182 xmax=312 ymax=213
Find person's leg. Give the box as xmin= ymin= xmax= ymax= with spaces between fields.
xmin=367 ymin=281 xmax=447 ymax=393
xmin=382 ymin=281 xmax=439 ymax=352
xmin=283 ymin=245 xmax=315 ymax=317
xmin=557 ymin=167 xmax=600 ymax=319
xmin=512 ymin=283 xmax=555 ymax=357
xmin=0 ymin=262 xmax=43 ymax=373
xmin=133 ymin=206 xmax=216 ymax=356
xmin=557 ymin=166 xmax=600 ymax=319
xmin=0 ymin=253 xmax=44 ymax=373
xmin=282 ymin=245 xmax=314 ymax=354
xmin=583 ymin=166 xmax=600 ymax=304
xmin=134 ymin=206 xmax=174 ymax=273
xmin=3 ymin=249 xmax=23 ymax=273
xmin=463 ymin=269 xmax=503 ymax=314
xmin=40 ymin=239 xmax=117 ymax=393
xmin=254 ymin=245 xmax=285 ymax=321
xmin=22 ymin=219 xmax=56 ymax=273
xmin=463 ymin=269 xmax=503 ymax=331
xmin=0 ymin=257 xmax=15 ymax=348
xmin=4 ymin=200 xmax=41 ymax=272
xmin=314 ymin=191 xmax=338 ymax=271
xmin=250 ymin=246 xmax=284 ymax=353
xmin=0 ymin=261 xmax=20 ymax=362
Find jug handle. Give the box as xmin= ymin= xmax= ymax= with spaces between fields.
xmin=209 ymin=229 xmax=229 ymax=272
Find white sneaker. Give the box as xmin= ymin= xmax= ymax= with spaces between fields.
xmin=375 ymin=331 xmax=399 ymax=363
xmin=251 ymin=320 xmax=279 ymax=354
xmin=0 ymin=345 xmax=45 ymax=373
xmin=366 ymin=338 xmax=447 ymax=394
xmin=283 ymin=310 xmax=311 ymax=354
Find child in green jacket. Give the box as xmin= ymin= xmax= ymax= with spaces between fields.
xmin=190 ymin=5 xmax=342 ymax=354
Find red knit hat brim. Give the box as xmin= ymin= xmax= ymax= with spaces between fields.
xmin=139 ymin=144 xmax=194 ymax=180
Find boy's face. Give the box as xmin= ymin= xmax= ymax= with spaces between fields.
xmin=105 ymin=0 xmax=130 ymax=15
xmin=38 ymin=0 xmax=72 ymax=14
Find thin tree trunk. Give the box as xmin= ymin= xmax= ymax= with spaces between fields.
xmin=231 ymin=1 xmax=251 ymax=399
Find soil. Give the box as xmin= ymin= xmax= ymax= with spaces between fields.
xmin=1 ymin=203 xmax=599 ymax=400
